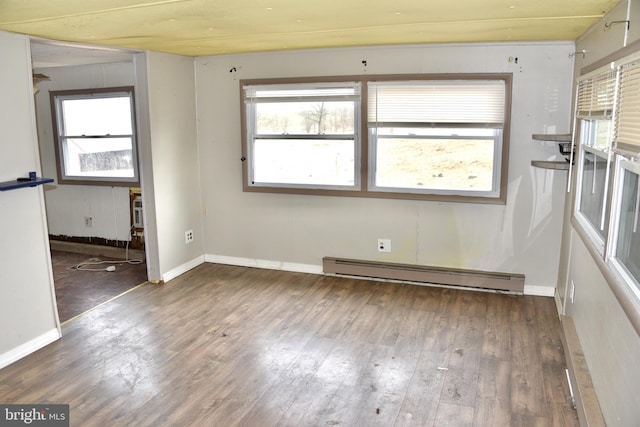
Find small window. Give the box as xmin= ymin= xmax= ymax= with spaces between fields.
xmin=575 ymin=119 xmax=613 ymax=247
xmin=242 ymin=81 xmax=360 ymax=190
xmin=50 ymin=87 xmax=139 ymax=186
xmin=577 ymin=147 xmax=611 ymax=243
xmin=574 ymin=68 xmax=616 ymax=250
xmin=609 ymin=157 xmax=640 ymax=298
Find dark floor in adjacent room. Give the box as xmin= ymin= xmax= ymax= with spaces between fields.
xmin=51 ymin=250 xmax=148 ymax=322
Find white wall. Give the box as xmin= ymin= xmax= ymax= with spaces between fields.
xmin=34 ymin=62 xmax=135 ymax=242
xmin=195 ymin=42 xmax=574 ymax=293
xmin=0 ymin=31 xmax=60 ymax=367
xmin=560 ymin=1 xmax=640 ymax=425
xmin=140 ymin=51 xmax=203 ymax=281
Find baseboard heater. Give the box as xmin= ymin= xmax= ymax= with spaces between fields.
xmin=323 ymin=257 xmax=525 ymax=293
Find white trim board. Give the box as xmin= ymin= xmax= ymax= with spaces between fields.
xmin=204 ymin=254 xmax=555 ymax=297
xmin=205 ymin=254 xmax=322 ymax=275
xmin=162 ymin=255 xmax=205 ymax=283
xmin=0 ymin=328 xmax=61 ymax=370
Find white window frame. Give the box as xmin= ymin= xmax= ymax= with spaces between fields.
xmin=574 ymin=133 xmax=613 ymax=253
xmin=242 ymin=80 xmax=361 ymax=191
xmin=607 ymin=155 xmax=640 ymax=301
xmin=50 ymin=87 xmax=139 ymax=186
xmin=366 ymin=79 xmax=507 ymax=200
xmin=573 ymin=66 xmax=617 ymax=253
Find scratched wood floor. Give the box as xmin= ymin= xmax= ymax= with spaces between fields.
xmin=0 ymin=263 xmax=577 ymax=426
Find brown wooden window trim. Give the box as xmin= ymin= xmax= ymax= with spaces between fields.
xmin=240 ymin=73 xmax=512 ymax=204
xmin=50 ymin=86 xmax=140 ymax=187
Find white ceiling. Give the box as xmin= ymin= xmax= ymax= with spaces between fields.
xmin=30 ymin=39 xmax=136 ymax=68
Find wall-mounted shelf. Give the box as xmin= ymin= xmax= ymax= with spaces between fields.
xmin=532 ymin=133 xmax=572 ymax=142
xmin=531 ymin=160 xmax=570 ymax=170
xmin=531 ymin=133 xmax=573 ymax=170
xmin=0 ymin=177 xmax=54 ymax=191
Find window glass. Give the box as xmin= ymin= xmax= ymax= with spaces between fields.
xmin=253 ymin=138 xmax=354 ymax=186
xmin=575 ymin=115 xmax=613 ymax=248
xmin=61 ymin=96 xmax=132 ymax=136
xmin=577 ymin=147 xmax=610 ymax=241
xmin=372 ymin=127 xmax=497 ymax=193
xmin=584 ymin=119 xmax=612 ymax=150
xmin=51 ymin=88 xmax=138 ymax=185
xmin=244 ymin=82 xmax=359 ymax=190
xmin=613 ymin=166 xmax=640 ymax=288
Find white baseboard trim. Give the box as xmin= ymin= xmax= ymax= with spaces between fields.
xmin=0 ymin=328 xmax=61 ymax=370
xmin=162 ymin=255 xmax=205 ymax=282
xmin=524 ymin=285 xmax=556 ymax=297
xmin=204 ymin=254 xmax=555 ymax=297
xmin=205 ymin=254 xmax=322 ymax=275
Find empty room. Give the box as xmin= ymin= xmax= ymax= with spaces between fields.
xmin=0 ymin=0 xmax=639 ymax=426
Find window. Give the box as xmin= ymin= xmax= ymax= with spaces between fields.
xmin=573 ymin=56 xmax=640 ymax=308
xmin=241 ymin=74 xmax=511 ymax=203
xmin=577 ymin=145 xmax=611 ymax=243
xmin=574 ymin=68 xmax=616 ymax=249
xmin=242 ymin=80 xmax=360 ymax=190
xmin=606 ymin=58 xmax=640 ymax=297
xmin=609 ymin=158 xmax=640 ymax=298
xmin=368 ymin=79 xmax=506 ymax=198
xmin=51 ymin=87 xmax=139 ymax=186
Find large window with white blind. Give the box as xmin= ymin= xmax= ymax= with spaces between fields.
xmin=241 ymin=74 xmax=511 ymax=202
xmin=368 ymin=79 xmax=507 ymax=198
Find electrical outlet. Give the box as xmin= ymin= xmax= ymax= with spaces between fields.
xmin=378 ymin=238 xmax=391 ymax=253
xmin=84 ymin=217 xmax=92 ymax=227
xmin=569 ymin=281 xmax=575 ymax=304
xmin=185 ymin=229 xmax=194 ymax=244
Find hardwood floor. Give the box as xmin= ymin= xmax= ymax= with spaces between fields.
xmin=0 ymin=263 xmax=577 ymax=426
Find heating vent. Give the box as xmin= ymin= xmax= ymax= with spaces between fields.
xmin=323 ymin=257 xmax=524 ymax=293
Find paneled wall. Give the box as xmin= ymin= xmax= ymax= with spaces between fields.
xmin=195 ymin=41 xmax=575 ymax=294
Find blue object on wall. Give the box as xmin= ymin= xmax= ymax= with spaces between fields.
xmin=0 ymin=177 xmax=54 ymax=191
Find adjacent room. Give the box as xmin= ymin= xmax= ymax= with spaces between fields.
xmin=1 ymin=0 xmax=639 ymax=426
xmin=30 ymin=44 xmax=150 ymax=322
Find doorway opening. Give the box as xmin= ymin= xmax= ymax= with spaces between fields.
xmin=31 ymin=39 xmax=150 ymax=322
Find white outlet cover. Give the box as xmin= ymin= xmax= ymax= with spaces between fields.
xmin=378 ymin=239 xmax=391 ymax=252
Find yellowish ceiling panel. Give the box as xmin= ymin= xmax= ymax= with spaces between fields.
xmin=0 ymin=0 xmax=620 ymax=56
xmin=133 ymin=17 xmax=605 ymax=56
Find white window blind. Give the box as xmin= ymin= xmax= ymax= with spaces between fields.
xmin=245 ymin=82 xmax=360 ymax=103
xmin=368 ymin=80 xmax=505 ymax=126
xmin=615 ymin=60 xmax=640 ymax=154
xmin=576 ymin=69 xmax=617 ymax=119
